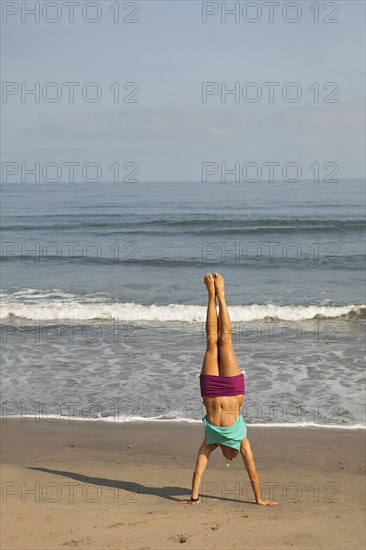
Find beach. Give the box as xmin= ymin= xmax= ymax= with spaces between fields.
xmin=2 ymin=0 xmax=365 ymax=547
xmin=1 ymin=418 xmax=365 ymax=549
xmin=1 ymin=182 xmax=365 ymax=549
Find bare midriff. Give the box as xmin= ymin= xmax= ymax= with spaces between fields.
xmin=203 ymin=394 xmax=244 ymax=427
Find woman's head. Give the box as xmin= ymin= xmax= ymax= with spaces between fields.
xmin=220 ymin=444 xmax=239 ymax=460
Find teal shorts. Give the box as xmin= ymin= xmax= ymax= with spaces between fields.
xmin=202 ymin=413 xmax=247 ymax=451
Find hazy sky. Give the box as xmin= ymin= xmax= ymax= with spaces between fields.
xmin=1 ymin=0 xmax=365 ymax=182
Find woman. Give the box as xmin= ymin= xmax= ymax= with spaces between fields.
xmin=180 ymin=273 xmax=278 ymax=506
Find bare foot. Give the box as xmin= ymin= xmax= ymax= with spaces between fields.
xmin=213 ymin=272 xmax=225 ymax=298
xmin=204 ymin=274 xmax=215 ymax=295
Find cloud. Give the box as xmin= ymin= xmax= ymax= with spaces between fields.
xmin=4 ymin=101 xmax=364 ymax=151
xmin=277 ymin=103 xmax=365 ymax=130
xmin=25 ymin=106 xmax=240 ymax=143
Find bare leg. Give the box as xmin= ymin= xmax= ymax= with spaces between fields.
xmin=201 ymin=274 xmax=219 ymax=376
xmin=214 ymin=273 xmax=241 ymax=377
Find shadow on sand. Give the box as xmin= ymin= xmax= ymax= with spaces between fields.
xmin=27 ymin=466 xmax=255 ymax=504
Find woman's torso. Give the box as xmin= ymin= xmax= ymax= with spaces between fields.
xmin=203 ymin=394 xmax=244 ymax=426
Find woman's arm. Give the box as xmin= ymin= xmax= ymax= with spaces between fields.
xmin=240 ymin=437 xmax=278 ymax=506
xmin=179 ymin=438 xmax=212 ymax=504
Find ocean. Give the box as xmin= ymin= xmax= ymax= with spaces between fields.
xmin=1 ymin=180 xmax=365 ymax=428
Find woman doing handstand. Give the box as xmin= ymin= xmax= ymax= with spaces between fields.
xmin=180 ymin=273 xmax=278 ymax=506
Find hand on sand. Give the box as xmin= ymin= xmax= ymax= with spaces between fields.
xmin=256 ymin=498 xmax=278 ymax=506
xmin=179 ymin=499 xmax=200 ymax=505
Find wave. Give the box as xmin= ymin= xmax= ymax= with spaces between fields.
xmin=141 ymin=217 xmax=365 ymax=230
xmin=1 ymin=255 xmax=365 ymax=270
xmin=5 ymin=413 xmax=366 ymax=429
xmin=1 ymin=293 xmax=365 ymax=322
xmin=1 ymin=217 xmax=364 ymax=233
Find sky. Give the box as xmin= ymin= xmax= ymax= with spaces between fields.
xmin=1 ymin=0 xmax=365 ymax=182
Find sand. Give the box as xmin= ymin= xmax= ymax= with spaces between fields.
xmin=1 ymin=418 xmax=365 ymax=549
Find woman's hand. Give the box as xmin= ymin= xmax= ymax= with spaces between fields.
xmin=179 ymin=499 xmax=201 ymax=505
xmin=256 ymin=498 xmax=278 ymax=506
